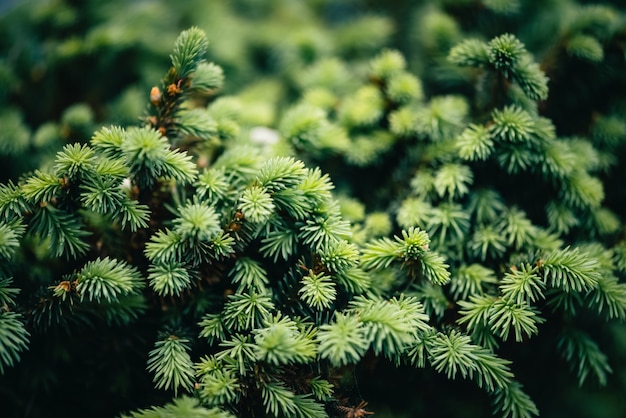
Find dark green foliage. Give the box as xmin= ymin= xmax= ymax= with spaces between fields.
xmin=1 ymin=1 xmax=626 ymax=418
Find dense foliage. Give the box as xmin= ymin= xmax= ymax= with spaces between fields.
xmin=1 ymin=1 xmax=626 ymax=417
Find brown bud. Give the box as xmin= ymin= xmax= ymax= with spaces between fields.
xmin=150 ymin=86 xmax=162 ymax=105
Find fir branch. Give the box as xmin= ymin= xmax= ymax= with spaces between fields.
xmin=54 ymin=143 xmax=96 ymax=180
xmin=75 ymin=257 xmax=143 ymax=302
xmin=0 ymin=277 xmax=19 ymax=306
xmin=450 ymin=264 xmax=498 ymax=300
xmin=148 ymin=261 xmax=192 ymax=297
xmin=468 ymin=224 xmax=508 ymax=261
xmin=299 ymin=270 xmax=337 ymax=310
xmin=487 ymin=299 xmax=544 ymax=342
xmin=587 ymin=275 xmax=626 ymax=320
xmin=557 ymin=328 xmax=612 ymax=386
xmin=499 ymin=264 xmax=545 ymax=305
xmin=426 ymin=330 xmax=513 ymax=390
xmin=0 ymin=182 xmax=30 ymax=221
xmin=121 ymin=396 xmax=235 ymax=418
xmin=492 ymin=382 xmax=539 ymax=418
xmin=229 ymin=257 xmax=269 ymax=291
xmin=216 ymin=334 xmax=257 ymax=376
xmin=196 ymin=357 xmax=240 ymax=407
xmin=253 ymin=316 xmax=317 ymax=366
xmin=0 ymin=311 xmax=29 ymax=374
xmin=21 ymin=171 xmax=63 ymax=204
xmin=223 ymin=292 xmax=274 ymax=332
xmin=540 ymin=247 xmax=601 ymax=292
xmin=29 ymin=205 xmax=91 ymax=258
xmin=317 ymin=312 xmax=369 ymax=366
xmin=147 ymin=335 xmax=195 ymax=395
xmin=170 ymin=26 xmax=209 ymax=79
xmin=0 ymin=221 xmax=23 ymax=260
xmin=349 ymin=295 xmax=430 ymax=360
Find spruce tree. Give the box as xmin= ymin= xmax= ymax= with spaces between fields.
xmin=1 ymin=1 xmax=626 ymax=418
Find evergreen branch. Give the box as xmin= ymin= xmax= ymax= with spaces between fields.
xmin=196 ymin=357 xmax=240 ymax=407
xmin=0 ymin=277 xmax=19 ymax=306
xmin=426 ymin=330 xmax=513 ymax=391
xmin=253 ymin=316 xmax=317 ymax=366
xmin=117 ymin=198 xmax=151 ymax=231
xmin=488 ymin=299 xmax=544 ymax=342
xmin=0 ymin=311 xmax=29 ymax=374
xmin=457 ymin=294 xmax=498 ymax=333
xmin=261 ymin=381 xmax=299 ymax=417
xmin=216 ymin=334 xmax=257 ymax=376
xmin=299 ymin=271 xmax=337 ymax=310
xmin=456 ymin=124 xmax=494 ymax=161
xmin=587 ymin=275 xmax=626 ymax=320
xmin=468 ymin=224 xmax=508 ymax=261
xmin=433 ymin=163 xmax=473 ymax=199
xmin=541 ymin=247 xmax=601 ymax=292
xmin=170 ymin=26 xmax=209 ymax=79
xmin=175 ymin=108 xmax=218 ymax=140
xmin=498 ymin=208 xmax=537 ymax=249
xmin=257 ymin=157 xmax=306 ymax=193
xmin=349 ymin=296 xmax=430 ymax=360
xmin=121 ymin=396 xmax=235 ymax=418
xmin=147 ymin=335 xmax=195 ymax=395
xmin=317 ymin=312 xmax=369 ymax=366
xmin=196 ymin=168 xmax=233 ymax=206
xmin=450 ymin=264 xmax=498 ymax=300
xmin=309 ymin=377 xmax=334 ymax=401
xmin=223 ymin=292 xmax=274 ymax=332
xmin=397 ymin=198 xmax=433 ymax=230
xmin=411 ymin=282 xmax=450 ymax=318
xmin=190 ymin=62 xmax=225 ymax=92
xmin=259 ymin=227 xmax=297 ymax=262
xmin=174 ymin=201 xmax=222 ymax=242
xmin=148 ymin=261 xmax=192 ymax=297
xmin=0 ymin=181 xmax=30 ymax=221
xmin=238 ymin=186 xmax=275 ymax=224
xmin=317 ymin=240 xmax=359 ymax=274
xmin=499 ymin=264 xmax=545 ymax=305
xmin=21 ymin=171 xmax=63 ymax=204
xmin=511 ymin=56 xmax=549 ymax=101
xmin=335 ymin=267 xmax=371 ymax=294
xmin=54 ymin=143 xmax=96 ymax=180
xmin=298 ymin=213 xmax=352 ymax=251
xmin=488 ymin=34 xmax=527 ymax=77
xmin=560 ymin=170 xmax=604 ymax=209
xmin=229 ymin=257 xmax=269 ymax=291
xmin=29 ymin=205 xmax=91 ymax=258
xmin=427 ymin=203 xmax=471 ymax=246
xmin=490 ymin=106 xmax=536 ymax=143
xmin=492 ymin=382 xmax=539 ymax=418
xmin=198 ymin=313 xmax=227 ymax=346
xmin=558 ymin=328 xmax=613 ymax=386
xmin=145 ymin=229 xmax=184 ymax=264
xmin=75 ymin=257 xmax=143 ymax=302
xmin=420 ymin=251 xmax=452 ymax=286
xmin=90 ymin=126 xmax=125 ymax=157
xmin=0 ymin=221 xmax=23 ymax=260
xmin=448 ymin=39 xmax=490 ymax=67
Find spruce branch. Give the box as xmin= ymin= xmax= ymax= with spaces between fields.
xmin=317 ymin=312 xmax=369 ymax=366
xmin=75 ymin=257 xmax=143 ymax=303
xmin=170 ymin=27 xmax=209 ymax=80
xmin=147 ymin=335 xmax=195 ymax=395
xmin=557 ymin=328 xmax=613 ymax=386
xmin=121 ymin=396 xmax=235 ymax=418
xmin=0 ymin=311 xmax=29 ymax=374
xmin=492 ymin=382 xmax=539 ymax=418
